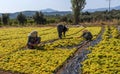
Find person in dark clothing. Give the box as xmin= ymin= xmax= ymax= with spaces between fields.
xmin=27 ymin=31 xmax=41 ymax=49
xmin=57 ymin=24 xmax=68 ymax=39
xmin=79 ymin=30 xmax=93 ymax=41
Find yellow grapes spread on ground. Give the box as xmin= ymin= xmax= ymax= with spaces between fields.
xmin=0 ymin=26 xmax=101 ymax=74
xmin=82 ymin=26 xmax=120 ymax=74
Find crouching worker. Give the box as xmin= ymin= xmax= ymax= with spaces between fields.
xmin=27 ymin=31 xmax=41 ymax=49
xmin=79 ymin=30 xmax=93 ymax=41
xmin=57 ymin=23 xmax=68 ymax=39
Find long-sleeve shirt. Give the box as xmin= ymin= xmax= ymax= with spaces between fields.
xmin=27 ymin=36 xmax=41 ymax=49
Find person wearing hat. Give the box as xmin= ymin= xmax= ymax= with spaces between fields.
xmin=78 ymin=30 xmax=93 ymax=41
xmin=27 ymin=31 xmax=41 ymax=49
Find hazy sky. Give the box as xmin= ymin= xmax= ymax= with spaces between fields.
xmin=0 ymin=0 xmax=120 ymax=13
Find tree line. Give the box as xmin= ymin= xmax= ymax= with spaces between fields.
xmin=0 ymin=9 xmax=120 ymax=26
xmin=1 ymin=0 xmax=120 ymax=26
xmin=0 ymin=11 xmax=47 ymax=26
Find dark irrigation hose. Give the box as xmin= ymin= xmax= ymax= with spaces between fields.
xmin=54 ymin=41 xmax=90 ymax=74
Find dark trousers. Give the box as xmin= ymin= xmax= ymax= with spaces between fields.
xmin=58 ymin=32 xmax=62 ymax=39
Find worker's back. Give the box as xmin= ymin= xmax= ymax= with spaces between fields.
xmin=57 ymin=24 xmax=64 ymax=32
xmin=57 ymin=24 xmax=68 ymax=39
xmin=82 ymin=31 xmax=93 ymax=41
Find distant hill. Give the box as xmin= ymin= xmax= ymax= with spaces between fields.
xmin=0 ymin=8 xmax=71 ymax=19
xmin=0 ymin=13 xmax=2 ymax=16
xmin=114 ymin=6 xmax=120 ymax=10
xmin=0 ymin=6 xmax=120 ymax=19
xmin=9 ymin=11 xmax=71 ymax=19
xmin=40 ymin=8 xmax=58 ymax=12
xmin=83 ymin=5 xmax=120 ymax=12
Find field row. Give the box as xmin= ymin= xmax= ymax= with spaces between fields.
xmin=0 ymin=26 xmax=101 ymax=74
xmin=82 ymin=26 xmax=120 ymax=74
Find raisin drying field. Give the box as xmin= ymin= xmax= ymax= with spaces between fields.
xmin=0 ymin=26 xmax=120 ymax=74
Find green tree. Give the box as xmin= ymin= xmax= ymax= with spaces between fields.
xmin=71 ymin=0 xmax=86 ymax=24
xmin=1 ymin=14 xmax=9 ymax=25
xmin=17 ymin=12 xmax=27 ymax=25
xmin=33 ymin=12 xmax=46 ymax=24
xmin=60 ymin=16 xmax=68 ymax=22
xmin=0 ymin=17 xmax=1 ymax=25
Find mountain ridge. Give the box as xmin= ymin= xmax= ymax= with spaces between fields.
xmin=0 ymin=5 xmax=120 ymax=19
xmin=83 ymin=5 xmax=120 ymax=12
